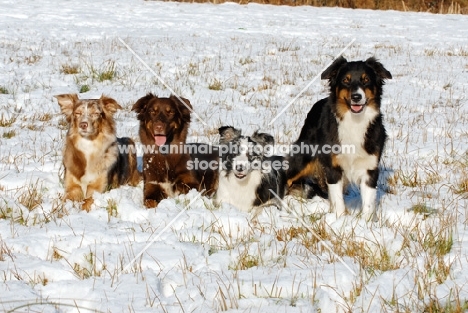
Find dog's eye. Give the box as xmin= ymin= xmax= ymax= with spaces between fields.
xmin=342 ymin=77 xmax=350 ymax=85
xmin=362 ymin=76 xmax=370 ymax=84
xmin=91 ymin=113 xmax=101 ymax=118
xmin=74 ymin=112 xmax=82 ymax=117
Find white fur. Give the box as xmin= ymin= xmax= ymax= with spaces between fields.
xmin=336 ymin=106 xmax=379 ymax=184
xmin=234 ymin=138 xmax=249 ymax=169
xmin=75 ymin=134 xmax=117 ymax=196
xmin=328 ymin=181 xmax=345 ymax=216
xmin=333 ymin=105 xmax=379 ymax=217
xmin=146 ymin=157 xmax=175 ymax=198
xmin=149 ymin=181 xmax=175 ymax=198
xmin=75 ymin=137 xmax=100 ymax=195
xmin=360 ymin=181 xmax=377 ymax=220
xmin=216 ymin=170 xmax=262 ymax=213
xmin=353 ymin=88 xmax=366 ymax=105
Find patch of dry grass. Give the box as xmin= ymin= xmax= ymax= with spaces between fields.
xmin=158 ymin=0 xmax=468 ymax=14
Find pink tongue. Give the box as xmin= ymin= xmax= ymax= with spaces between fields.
xmin=154 ymin=135 xmax=166 ymax=146
xmin=351 ymin=105 xmax=362 ymax=113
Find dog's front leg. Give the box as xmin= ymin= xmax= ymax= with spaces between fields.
xmin=63 ymin=173 xmax=90 ymax=210
xmin=144 ymin=182 xmax=168 ymax=208
xmin=64 ymin=185 xmax=85 ymax=206
xmin=360 ymin=182 xmax=376 ymax=221
xmin=328 ymin=181 xmax=345 ymax=216
xmin=83 ymin=176 xmax=107 ymax=211
xmin=326 ymin=167 xmax=345 ymax=216
xmin=361 ymin=169 xmax=379 ymax=221
xmin=174 ymin=171 xmax=199 ymax=195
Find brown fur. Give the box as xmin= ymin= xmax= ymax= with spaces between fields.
xmin=132 ymin=93 xmax=217 ymax=208
xmin=55 ymin=94 xmax=140 ymax=211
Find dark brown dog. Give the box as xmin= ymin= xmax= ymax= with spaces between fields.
xmin=132 ymin=93 xmax=217 ymax=208
xmin=55 ymin=94 xmax=140 ymax=211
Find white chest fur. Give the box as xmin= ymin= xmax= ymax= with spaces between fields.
xmin=216 ymin=170 xmax=262 ymax=213
xmin=336 ymin=107 xmax=379 ymax=184
xmin=74 ymin=135 xmax=116 ymax=193
xmin=75 ymin=137 xmax=100 ymax=187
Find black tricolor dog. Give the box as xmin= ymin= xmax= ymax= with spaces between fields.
xmin=287 ymin=57 xmax=392 ymax=220
xmin=216 ymin=126 xmax=287 ymax=214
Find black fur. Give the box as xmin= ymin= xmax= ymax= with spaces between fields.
xmin=186 ymin=143 xmax=219 ymax=195
xmin=286 ymin=57 xmax=392 ymax=218
xmin=107 ymin=137 xmax=140 ymax=189
xmin=253 ymin=154 xmax=287 ymax=205
xmin=217 ymin=126 xmax=286 ymax=211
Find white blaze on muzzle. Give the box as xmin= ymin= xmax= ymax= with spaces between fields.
xmin=350 ymin=87 xmax=367 ymax=113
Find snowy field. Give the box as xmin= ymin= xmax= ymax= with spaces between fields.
xmin=1 ymin=0 xmax=468 ymax=312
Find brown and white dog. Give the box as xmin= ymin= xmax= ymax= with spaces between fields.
xmin=132 ymin=93 xmax=217 ymax=208
xmin=55 ymin=94 xmax=140 ymax=211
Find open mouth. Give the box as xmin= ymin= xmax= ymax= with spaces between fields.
xmin=154 ymin=135 xmax=167 ymax=146
xmin=350 ymin=104 xmax=364 ymax=113
xmin=234 ymin=173 xmax=247 ymax=179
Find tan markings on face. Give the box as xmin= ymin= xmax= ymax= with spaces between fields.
xmin=337 ymin=87 xmax=351 ymax=102
xmin=336 ymin=98 xmax=349 ymax=120
xmin=148 ymin=105 xmax=158 ymax=117
xmin=342 ymin=74 xmax=351 ymax=84
xmin=145 ymin=120 xmax=153 ymax=133
xmin=336 ymin=78 xmax=351 ymax=118
xmin=364 ymin=87 xmax=378 ymax=110
xmin=361 ymin=73 xmax=370 ymax=85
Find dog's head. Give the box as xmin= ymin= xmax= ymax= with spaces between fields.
xmin=132 ymin=93 xmax=192 ymax=147
xmin=55 ymin=94 xmax=122 ymax=139
xmin=219 ymin=126 xmax=274 ymax=180
xmin=321 ymin=56 xmax=392 ymax=117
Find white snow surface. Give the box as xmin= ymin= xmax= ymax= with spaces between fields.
xmin=0 ymin=0 xmax=468 ymax=312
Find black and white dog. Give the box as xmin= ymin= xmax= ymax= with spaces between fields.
xmin=287 ymin=57 xmax=392 ymax=220
xmin=216 ymin=126 xmax=287 ymax=214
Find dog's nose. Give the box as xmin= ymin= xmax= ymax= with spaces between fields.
xmin=154 ymin=124 xmax=164 ymax=133
xmin=351 ymin=93 xmax=362 ymax=103
xmin=79 ymin=122 xmax=88 ymax=130
xmin=235 ymin=164 xmax=245 ymax=172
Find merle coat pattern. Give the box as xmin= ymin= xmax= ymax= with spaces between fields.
xmin=216 ymin=126 xmax=286 ymax=213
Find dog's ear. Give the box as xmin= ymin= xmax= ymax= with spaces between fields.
xmin=54 ymin=94 xmax=79 ymax=120
xmin=132 ymin=93 xmax=155 ymax=116
xmin=251 ymin=131 xmax=274 ymax=147
xmin=321 ymin=56 xmax=348 ymax=82
xmin=219 ymin=126 xmax=241 ymax=144
xmin=365 ymin=57 xmax=392 ymax=82
xmin=100 ymin=95 xmax=122 ymax=115
xmin=170 ymin=95 xmax=192 ymax=123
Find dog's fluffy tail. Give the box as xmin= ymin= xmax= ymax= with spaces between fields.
xmin=108 ymin=137 xmax=141 ymax=188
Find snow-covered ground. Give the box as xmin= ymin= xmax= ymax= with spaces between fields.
xmin=0 ymin=0 xmax=468 ymax=312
